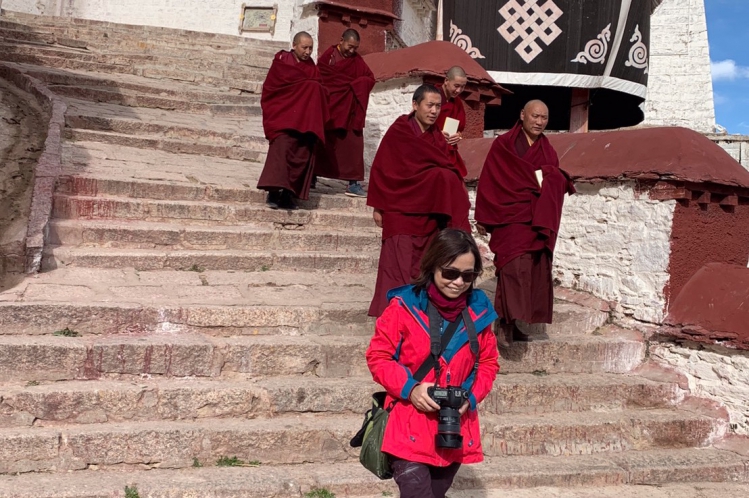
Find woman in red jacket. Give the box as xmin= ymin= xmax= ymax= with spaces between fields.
xmin=366 ymin=228 xmax=499 ymax=498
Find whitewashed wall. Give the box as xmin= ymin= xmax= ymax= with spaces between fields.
xmin=395 ymin=0 xmax=436 ymax=48
xmin=3 ymin=0 xmax=303 ymax=42
xmin=651 ymin=342 xmax=749 ymax=436
xmin=643 ymin=0 xmax=716 ymax=133
xmin=553 ymin=183 xmax=676 ymax=323
xmin=363 ymin=77 xmax=422 ymax=175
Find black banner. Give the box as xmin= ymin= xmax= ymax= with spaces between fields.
xmin=444 ymin=0 xmax=650 ymax=98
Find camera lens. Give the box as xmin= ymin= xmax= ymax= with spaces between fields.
xmin=435 ymin=407 xmax=463 ymax=449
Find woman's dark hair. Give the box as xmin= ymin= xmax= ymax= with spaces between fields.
xmin=412 ymin=228 xmax=482 ymax=292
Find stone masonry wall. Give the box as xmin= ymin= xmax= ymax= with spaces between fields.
xmin=364 ymin=77 xmax=422 ymax=175
xmin=394 ymin=0 xmax=435 ymax=48
xmin=552 ymin=183 xmax=676 ymax=323
xmin=712 ymin=135 xmax=749 ymax=172
xmin=643 ymin=0 xmax=716 ymax=133
xmin=651 ymin=342 xmax=749 ymax=436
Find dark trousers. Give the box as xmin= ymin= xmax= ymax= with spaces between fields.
xmin=392 ymin=458 xmax=461 ymax=498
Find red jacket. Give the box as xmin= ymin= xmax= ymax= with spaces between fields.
xmin=366 ymin=285 xmax=499 ymax=466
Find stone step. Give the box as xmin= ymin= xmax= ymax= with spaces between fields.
xmin=1 ymin=449 xmax=747 ymax=496
xmin=48 ymin=219 xmax=382 ymax=252
xmin=449 ymin=484 xmax=749 ymax=498
xmin=0 ymin=26 xmax=56 ymax=44
xmin=0 ymin=334 xmax=370 ymax=382
xmin=63 ymin=98 xmax=266 ymax=146
xmin=10 ymin=61 xmax=264 ymax=97
xmin=499 ymin=326 xmax=646 ymax=374
xmin=52 ymin=194 xmax=375 ymax=228
xmin=0 ymin=373 xmax=680 ymax=428
xmin=42 ymin=246 xmax=379 ymax=272
xmin=50 ymin=85 xmax=261 ymax=116
xmin=0 ymin=326 xmax=646 ymax=382
xmin=56 ymin=175 xmax=371 ymax=212
xmin=0 ymin=47 xmax=265 ymax=91
xmin=0 ymin=408 xmax=721 ymax=474
xmin=0 ymin=41 xmax=271 ymax=79
xmin=64 ymin=129 xmax=266 ymax=162
xmin=0 ymin=273 xmax=375 ymax=336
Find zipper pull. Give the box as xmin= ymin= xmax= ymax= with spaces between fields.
xmin=446 ymin=371 xmax=451 ymax=385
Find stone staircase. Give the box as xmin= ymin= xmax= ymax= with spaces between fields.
xmin=0 ymin=12 xmax=748 ymax=497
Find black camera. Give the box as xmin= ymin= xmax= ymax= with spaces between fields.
xmin=427 ymin=386 xmax=469 ymax=449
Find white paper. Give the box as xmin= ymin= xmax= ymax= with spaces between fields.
xmin=442 ymin=117 xmax=460 ymax=135
xmin=535 ymin=169 xmax=543 ymax=188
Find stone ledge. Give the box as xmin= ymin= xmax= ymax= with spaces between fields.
xmin=0 ymin=62 xmax=66 ymax=274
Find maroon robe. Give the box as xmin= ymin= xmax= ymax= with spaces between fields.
xmin=367 ymin=114 xmax=471 ymax=316
xmin=435 ymin=85 xmax=468 ymax=178
xmin=315 ymin=45 xmax=376 ymax=181
xmin=475 ymin=122 xmax=575 ymax=324
xmin=257 ymin=50 xmax=329 ymax=200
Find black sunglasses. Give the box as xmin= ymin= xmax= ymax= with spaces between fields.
xmin=440 ymin=267 xmax=479 ymax=283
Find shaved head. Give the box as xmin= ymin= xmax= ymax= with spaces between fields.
xmin=342 ymin=29 xmax=360 ymax=42
xmin=443 ymin=66 xmax=468 ymax=99
xmin=523 ymin=99 xmax=548 ymax=114
xmin=292 ymin=31 xmax=313 ymax=62
xmin=520 ymin=99 xmax=549 ymax=141
xmin=293 ymin=31 xmax=312 ymax=45
xmin=446 ymin=66 xmax=467 ymax=80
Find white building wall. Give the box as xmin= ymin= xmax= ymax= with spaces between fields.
xmin=643 ymin=0 xmax=716 ymax=133
xmin=363 ymin=77 xmax=422 ymax=176
xmin=553 ymin=183 xmax=676 ymax=323
xmin=712 ymin=136 xmax=749 ymax=172
xmin=651 ymin=343 xmax=749 ymax=436
xmin=4 ymin=0 xmax=303 ymax=42
xmin=395 ymin=0 xmax=436 ymax=47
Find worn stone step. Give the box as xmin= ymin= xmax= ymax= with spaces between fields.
xmin=0 ymin=373 xmax=681 ymax=428
xmin=1 ymin=448 xmax=747 ymax=496
xmin=0 ymin=334 xmax=370 ymax=382
xmin=48 ymin=219 xmax=382 ymax=252
xmin=0 ymin=26 xmax=57 ymax=44
xmin=50 ymin=85 xmax=261 ymax=116
xmin=52 ymin=194 xmax=375 ymax=228
xmin=0 ymin=327 xmax=647 ymax=383
xmin=63 ymin=105 xmax=267 ymax=148
xmin=499 ymin=325 xmax=646 ymax=374
xmin=42 ymin=246 xmax=379 ymax=272
xmin=65 ymin=128 xmax=266 ymax=162
xmin=0 ymin=408 xmax=722 ymax=474
xmin=0 ymin=41 xmax=271 ymax=79
xmin=449 ymin=483 xmax=749 ymax=498
xmin=1 ymin=49 xmax=265 ymax=91
xmin=11 ymin=61 xmax=264 ymax=98
xmin=56 ymin=175 xmax=371 ymax=212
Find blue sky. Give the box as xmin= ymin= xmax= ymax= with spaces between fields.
xmin=706 ymin=0 xmax=749 ymax=134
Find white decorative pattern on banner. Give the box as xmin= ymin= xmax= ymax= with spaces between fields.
xmin=625 ymin=24 xmax=649 ymax=73
xmin=571 ymin=23 xmax=612 ymax=64
xmin=450 ymin=20 xmax=486 ymax=59
xmin=497 ymin=0 xmax=564 ymax=63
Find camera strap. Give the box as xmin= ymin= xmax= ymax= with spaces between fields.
xmin=411 ymin=303 xmax=463 ymax=383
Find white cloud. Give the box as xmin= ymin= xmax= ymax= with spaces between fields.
xmin=711 ymin=59 xmax=749 ymax=81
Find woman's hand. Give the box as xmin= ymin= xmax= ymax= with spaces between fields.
xmin=459 ymin=401 xmax=470 ymax=416
xmin=409 ymin=383 xmax=440 ymax=413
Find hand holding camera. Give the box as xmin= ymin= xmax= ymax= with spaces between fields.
xmin=409 ymin=382 xmax=440 ymax=412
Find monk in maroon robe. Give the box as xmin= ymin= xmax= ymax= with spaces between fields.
xmin=435 ymin=66 xmax=468 ymax=178
xmin=367 ymin=84 xmax=471 ymax=317
xmin=475 ymin=100 xmax=575 ymax=347
xmin=315 ymin=29 xmax=375 ymax=197
xmin=257 ymin=31 xmax=329 ymax=210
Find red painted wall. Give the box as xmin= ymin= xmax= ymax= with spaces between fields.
xmin=464 ymin=101 xmax=485 ymax=139
xmin=666 ymin=201 xmax=749 ymax=306
xmin=317 ymin=13 xmax=392 ymax=57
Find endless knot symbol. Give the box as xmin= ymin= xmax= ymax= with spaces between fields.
xmin=498 ymin=0 xmax=564 ymax=63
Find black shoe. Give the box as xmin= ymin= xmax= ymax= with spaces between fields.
xmin=277 ymin=190 xmax=299 ymax=210
xmin=266 ymin=190 xmax=281 ymax=209
xmin=310 ymin=176 xmax=318 ymax=190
